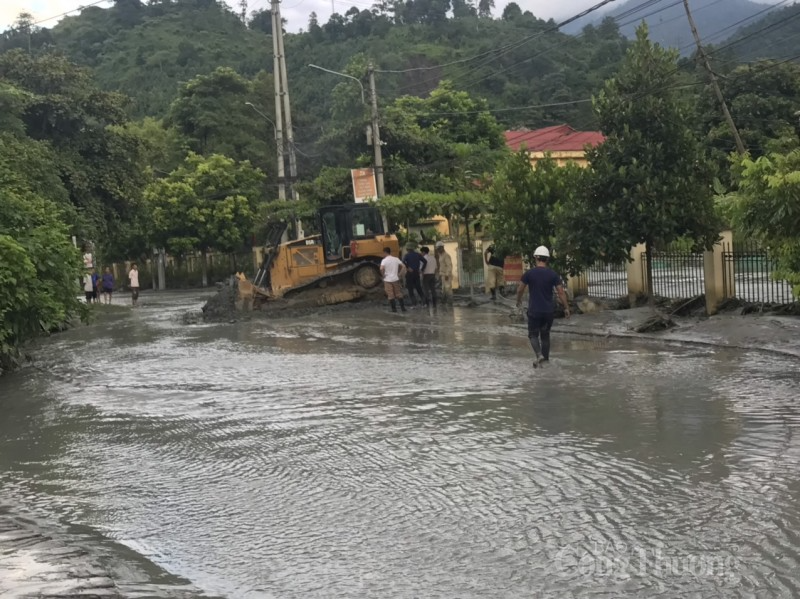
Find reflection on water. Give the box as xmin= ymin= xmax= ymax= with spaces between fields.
xmin=1 ymin=293 xmax=800 ymax=598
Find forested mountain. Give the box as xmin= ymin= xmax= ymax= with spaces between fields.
xmin=719 ymin=2 xmax=800 ymax=62
xmin=0 ymin=0 xmax=628 ymax=130
xmin=565 ymin=0 xmax=773 ymax=54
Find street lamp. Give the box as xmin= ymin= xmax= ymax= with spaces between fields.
xmin=244 ymin=102 xmax=277 ymax=138
xmin=307 ymin=64 xmax=365 ymax=105
xmin=245 ymin=101 xmax=286 ymax=202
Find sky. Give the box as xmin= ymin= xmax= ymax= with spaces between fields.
xmin=0 ymin=0 xmax=787 ymax=33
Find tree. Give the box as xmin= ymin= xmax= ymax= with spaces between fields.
xmin=452 ymin=0 xmax=476 ymax=19
xmin=248 ymin=8 xmax=285 ymax=34
xmin=501 ymin=2 xmax=522 ymax=21
xmin=731 ymin=150 xmax=800 ymax=298
xmin=377 ymin=81 xmax=506 ymax=194
xmin=573 ymin=25 xmax=719 ymax=295
xmin=477 ymin=0 xmax=494 ymax=19
xmin=0 ymin=132 xmax=85 ymax=372
xmin=699 ymin=60 xmax=800 ymax=178
xmin=489 ymin=152 xmax=587 ymax=266
xmin=144 ymin=153 xmax=266 ymax=286
xmin=167 ymin=67 xmax=276 ymax=178
xmin=0 ymin=50 xmax=148 ymax=247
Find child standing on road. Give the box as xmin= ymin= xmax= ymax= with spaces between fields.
xmin=128 ymin=263 xmax=140 ymax=307
xmin=101 ymin=267 xmax=114 ymax=305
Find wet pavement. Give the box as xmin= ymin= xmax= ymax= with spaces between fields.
xmin=1 ymin=291 xmax=800 ymax=598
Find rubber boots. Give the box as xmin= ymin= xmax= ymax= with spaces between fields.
xmin=390 ymin=299 xmax=397 ymax=313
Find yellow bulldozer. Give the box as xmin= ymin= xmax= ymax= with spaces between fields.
xmin=237 ymin=203 xmax=400 ymax=310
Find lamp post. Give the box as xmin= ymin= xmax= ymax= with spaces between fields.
xmin=245 ymin=101 xmax=285 ymax=201
xmin=308 ymin=64 xmax=365 ymax=105
xmin=308 ymin=63 xmax=385 ymax=199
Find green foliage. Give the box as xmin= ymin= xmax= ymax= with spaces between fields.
xmin=489 ymin=152 xmax=588 ymax=266
xmin=144 ymin=153 xmax=266 ymax=257
xmin=167 ymin=67 xmax=277 ymax=177
xmin=376 ymin=190 xmax=489 ymax=232
xmin=3 ymin=0 xmax=632 ymax=130
xmin=565 ymin=25 xmax=719 ymax=288
xmin=732 ymin=150 xmax=800 ymax=297
xmin=377 ymin=82 xmax=506 ymax=194
xmin=0 ymin=50 xmax=148 ymax=246
xmin=0 ymin=134 xmax=85 ymax=371
xmin=123 ymin=116 xmax=186 ymax=177
xmin=294 ymin=167 xmax=354 ymax=207
xmin=699 ymin=60 xmax=800 ymax=182
xmin=720 ymin=3 xmax=800 ymax=62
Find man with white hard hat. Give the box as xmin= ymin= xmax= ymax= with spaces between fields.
xmin=515 ymin=245 xmax=570 ymax=368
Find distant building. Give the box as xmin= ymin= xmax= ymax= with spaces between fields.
xmin=504 ymin=125 xmax=605 ymax=168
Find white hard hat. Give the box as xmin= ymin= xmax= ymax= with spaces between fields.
xmin=534 ymin=245 xmax=550 ymax=258
xmin=435 ymin=241 xmax=445 ymax=248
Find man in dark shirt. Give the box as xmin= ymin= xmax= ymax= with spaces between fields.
xmin=402 ymin=244 xmax=426 ymax=307
xmin=516 ymin=245 xmax=571 ymax=367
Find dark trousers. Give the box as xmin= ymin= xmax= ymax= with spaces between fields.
xmin=406 ymin=271 xmax=424 ymax=304
xmin=527 ymin=312 xmax=554 ymax=360
xmin=422 ymin=274 xmax=437 ymax=306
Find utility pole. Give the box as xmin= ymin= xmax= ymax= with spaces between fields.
xmin=272 ymin=0 xmax=302 ymax=238
xmin=367 ymin=62 xmax=385 ymax=198
xmin=270 ymin=2 xmax=286 ymax=201
xmin=682 ymin=0 xmax=747 ymax=155
xmin=275 ymin=4 xmax=298 ymax=200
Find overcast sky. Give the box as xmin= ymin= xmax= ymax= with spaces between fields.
xmin=0 ymin=0 xmax=787 ymax=34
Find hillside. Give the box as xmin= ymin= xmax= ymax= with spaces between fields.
xmin=718 ymin=2 xmax=800 ymax=61
xmin=566 ymin=0 xmax=773 ymax=54
xmin=0 ymin=0 xmax=628 ymax=130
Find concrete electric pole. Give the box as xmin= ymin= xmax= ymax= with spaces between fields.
xmin=683 ymin=0 xmax=747 ymax=156
xmin=270 ymin=0 xmax=302 ymax=237
xmin=368 ymin=62 xmax=386 ymax=199
xmin=270 ymin=3 xmax=286 ymax=201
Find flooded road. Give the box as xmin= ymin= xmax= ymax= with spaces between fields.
xmin=2 ymin=292 xmax=800 ymax=598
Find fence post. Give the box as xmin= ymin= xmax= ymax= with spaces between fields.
xmin=703 ymin=230 xmax=733 ymax=315
xmin=721 ymin=230 xmax=735 ymax=299
xmin=567 ymin=272 xmax=589 ymax=298
xmin=252 ymin=246 xmax=263 ymax=274
xmin=626 ymin=243 xmax=647 ymax=301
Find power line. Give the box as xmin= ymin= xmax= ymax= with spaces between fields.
xmin=375 ymin=0 xmax=623 ymax=74
xmin=32 ymin=0 xmax=109 ymax=26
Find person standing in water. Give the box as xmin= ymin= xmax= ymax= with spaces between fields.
xmin=101 ymin=267 xmax=114 ymax=305
xmin=380 ymin=247 xmax=407 ymax=313
xmin=434 ymin=242 xmax=453 ymax=305
xmin=515 ymin=246 xmax=570 ymax=368
xmin=128 ymin=263 xmax=140 ymax=307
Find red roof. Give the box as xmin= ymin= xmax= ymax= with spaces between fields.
xmin=504 ymin=125 xmax=605 ymax=153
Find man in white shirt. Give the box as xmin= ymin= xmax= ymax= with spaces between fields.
xmin=128 ymin=263 xmax=140 ymax=307
xmin=380 ymin=247 xmax=407 ymax=313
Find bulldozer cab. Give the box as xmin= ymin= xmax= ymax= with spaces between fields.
xmin=319 ymin=204 xmax=386 ymax=263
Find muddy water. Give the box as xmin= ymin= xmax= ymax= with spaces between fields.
xmin=2 ymin=292 xmax=800 ymax=598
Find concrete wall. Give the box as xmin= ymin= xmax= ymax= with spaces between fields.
xmin=528 ymin=150 xmax=590 ymax=168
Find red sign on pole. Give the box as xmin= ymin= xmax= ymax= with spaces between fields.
xmin=351 ymin=168 xmax=377 ymax=203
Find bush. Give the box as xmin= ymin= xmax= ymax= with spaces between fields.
xmin=0 ymin=189 xmax=85 ymax=371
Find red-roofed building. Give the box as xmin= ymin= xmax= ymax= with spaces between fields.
xmin=504 ymin=125 xmax=605 ymax=168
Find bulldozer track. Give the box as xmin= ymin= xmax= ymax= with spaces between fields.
xmin=281 ymin=260 xmax=381 ymax=300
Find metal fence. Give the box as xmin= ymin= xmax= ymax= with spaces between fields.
xmin=722 ymin=241 xmax=795 ymax=304
xmin=643 ymin=248 xmax=705 ymax=299
xmin=459 ymin=247 xmax=485 ymax=290
xmin=586 ymin=261 xmax=628 ymax=298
